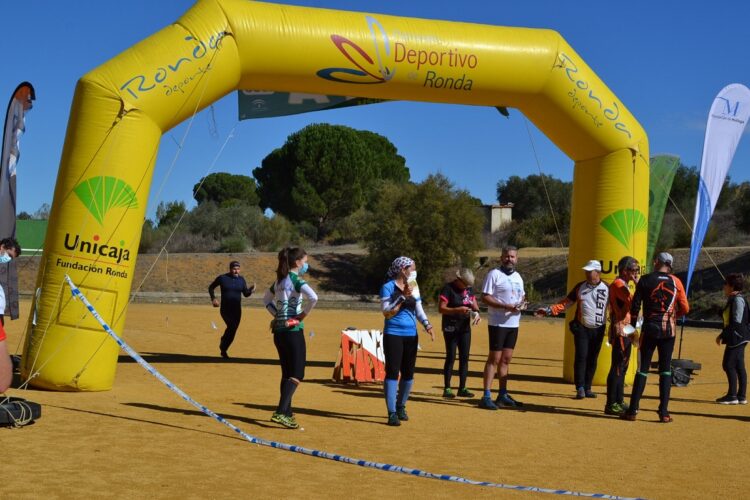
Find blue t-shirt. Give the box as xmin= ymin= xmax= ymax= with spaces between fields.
xmin=380 ymin=280 xmax=420 ymax=337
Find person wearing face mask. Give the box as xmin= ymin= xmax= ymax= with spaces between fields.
xmin=438 ymin=268 xmax=480 ymax=399
xmin=380 ymin=256 xmax=434 ymax=426
xmin=0 ymin=238 xmax=21 ymax=326
xmin=480 ymin=246 xmax=527 ymax=410
xmin=263 ymin=247 xmax=318 ymax=429
xmin=208 ymin=260 xmax=255 ymax=359
xmin=536 ymin=259 xmax=609 ymax=400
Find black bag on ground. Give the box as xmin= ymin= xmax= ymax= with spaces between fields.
xmin=671 ymin=359 xmax=701 ymax=387
xmin=671 ymin=366 xmax=692 ymax=387
xmin=0 ymin=397 xmax=42 ymax=427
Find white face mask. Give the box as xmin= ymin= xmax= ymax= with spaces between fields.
xmin=407 ymin=270 xmax=417 ymax=282
xmin=0 ymin=253 xmax=11 ymax=264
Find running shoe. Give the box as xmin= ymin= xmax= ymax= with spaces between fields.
xmin=618 ymin=402 xmax=630 ymax=412
xmin=496 ymin=393 xmax=524 ymax=408
xmin=620 ymin=412 xmax=637 ymax=422
xmin=387 ymin=412 xmax=401 ymax=426
xmin=716 ymin=395 xmax=739 ymax=405
xmin=575 ymin=388 xmax=586 ymax=400
xmin=396 ymin=406 xmax=409 ymax=421
xmin=584 ymin=389 xmax=597 ymax=399
xmin=604 ymin=403 xmax=625 ymax=416
xmin=442 ymin=388 xmax=456 ymax=399
xmin=659 ymin=413 xmax=673 ymax=423
xmin=457 ymin=388 xmax=474 ymax=398
xmin=271 ymin=412 xmax=299 ymax=429
xmin=220 ymin=350 xmax=229 ymax=359
xmin=739 ymin=398 xmax=748 ymax=405
xmin=479 ymin=396 xmax=498 ymax=410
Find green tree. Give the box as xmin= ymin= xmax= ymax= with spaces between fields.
xmin=496 ymin=174 xmax=572 ymax=221
xmin=362 ymin=174 xmax=484 ymax=302
xmin=156 ymin=200 xmax=186 ymax=228
xmin=193 ymin=172 xmax=259 ymax=207
xmin=667 ymin=164 xmax=699 ymax=215
xmin=733 ymin=182 xmax=750 ymax=232
xmin=253 ymin=123 xmax=409 ymax=238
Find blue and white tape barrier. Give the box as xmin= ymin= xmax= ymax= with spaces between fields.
xmin=64 ymin=275 xmax=643 ymax=499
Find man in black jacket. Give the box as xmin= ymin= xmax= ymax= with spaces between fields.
xmin=209 ymin=261 xmax=255 ymax=359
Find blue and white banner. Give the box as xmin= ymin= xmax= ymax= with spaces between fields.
xmin=686 ymin=83 xmax=750 ymax=294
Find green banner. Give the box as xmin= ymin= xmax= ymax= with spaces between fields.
xmin=646 ymin=154 xmax=680 ymax=267
xmin=238 ymin=91 xmax=386 ymax=120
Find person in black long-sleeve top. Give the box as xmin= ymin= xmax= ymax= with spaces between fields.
xmin=208 ymin=260 xmax=255 ymax=359
xmin=715 ymin=273 xmax=750 ymax=405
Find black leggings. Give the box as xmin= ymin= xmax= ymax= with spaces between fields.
xmin=273 ymin=330 xmax=306 ymax=380
xmin=606 ymin=335 xmax=632 ymax=405
xmin=629 ymin=334 xmax=675 ymax=416
xmin=384 ymin=334 xmax=419 ymax=381
xmin=443 ymin=329 xmax=471 ymax=388
xmin=219 ymin=305 xmax=241 ymax=352
xmin=722 ymin=343 xmax=747 ymax=399
xmin=573 ymin=325 xmax=605 ymax=390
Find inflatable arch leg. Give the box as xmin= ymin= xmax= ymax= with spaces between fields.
xmin=563 ymin=148 xmax=649 ymax=386
xmin=20 ymin=0 xmax=648 ymax=390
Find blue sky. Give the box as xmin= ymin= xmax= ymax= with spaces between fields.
xmin=2 ymin=0 xmax=749 ymax=220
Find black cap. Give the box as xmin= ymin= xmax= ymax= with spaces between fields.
xmin=229 ymin=260 xmax=241 ymax=269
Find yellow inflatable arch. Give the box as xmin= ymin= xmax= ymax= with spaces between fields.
xmin=21 ymin=0 xmax=648 ymax=391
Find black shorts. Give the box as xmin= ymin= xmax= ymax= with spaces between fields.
xmin=488 ymin=325 xmax=518 ymax=351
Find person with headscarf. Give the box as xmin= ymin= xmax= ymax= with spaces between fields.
xmin=380 ymin=256 xmax=434 ymax=426
xmin=438 ymin=268 xmax=480 ymax=399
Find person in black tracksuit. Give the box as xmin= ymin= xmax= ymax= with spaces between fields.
xmin=208 ymin=260 xmax=254 ymax=359
xmin=715 ymin=273 xmax=750 ymax=405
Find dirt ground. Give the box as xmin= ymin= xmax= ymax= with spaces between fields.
xmin=3 ymin=300 xmax=748 ymax=499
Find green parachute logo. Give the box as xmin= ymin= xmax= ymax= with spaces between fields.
xmin=73 ymin=176 xmax=139 ymax=224
xmin=600 ymin=209 xmax=647 ymax=249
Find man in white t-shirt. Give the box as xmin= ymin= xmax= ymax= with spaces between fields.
xmin=479 ymin=246 xmax=527 ymax=410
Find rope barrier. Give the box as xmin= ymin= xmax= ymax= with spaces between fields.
xmin=62 ymin=274 xmax=644 ymax=499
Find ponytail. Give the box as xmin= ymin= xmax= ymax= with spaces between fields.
xmin=276 ymin=246 xmax=307 ymax=282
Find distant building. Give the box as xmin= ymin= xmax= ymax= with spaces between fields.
xmin=482 ymin=203 xmax=513 ymax=234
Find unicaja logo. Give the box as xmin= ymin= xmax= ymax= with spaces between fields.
xmin=317 ymin=16 xmax=394 ymax=84
xmin=600 ymin=209 xmax=647 ymax=249
xmin=73 ymin=176 xmax=138 ymax=224
xmin=63 ymin=233 xmax=131 ymax=264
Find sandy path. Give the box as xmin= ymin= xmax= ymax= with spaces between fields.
xmin=3 ymin=301 xmax=747 ymax=499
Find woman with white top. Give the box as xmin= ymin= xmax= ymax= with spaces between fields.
xmin=263 ymin=247 xmax=318 ymax=429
